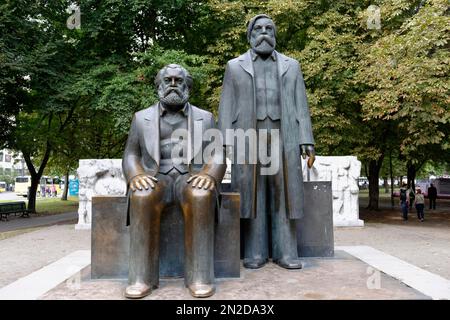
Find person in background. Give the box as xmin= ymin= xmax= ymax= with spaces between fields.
xmin=428 ymin=183 xmax=437 ymax=210
xmin=399 ymin=183 xmax=409 ymax=221
xmin=51 ymin=184 xmax=57 ymax=197
xmin=414 ymin=188 xmax=425 ymax=222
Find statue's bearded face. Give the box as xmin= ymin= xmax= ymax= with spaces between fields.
xmin=250 ymin=17 xmax=276 ymax=56
xmin=157 ymin=67 xmax=190 ymax=107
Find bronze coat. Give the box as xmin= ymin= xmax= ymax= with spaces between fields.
xmin=122 ymin=102 xmax=226 ymax=224
xmin=218 ymin=50 xmax=315 ymax=220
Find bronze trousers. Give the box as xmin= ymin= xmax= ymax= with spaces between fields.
xmin=128 ymin=170 xmax=216 ymax=288
xmin=243 ymin=118 xmax=299 ymax=262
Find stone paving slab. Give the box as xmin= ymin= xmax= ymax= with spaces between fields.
xmin=0 ymin=250 xmax=90 ymax=300
xmin=0 ymin=224 xmax=90 ymax=288
xmin=338 ymin=246 xmax=450 ymax=300
xmin=40 ymin=251 xmax=429 ymax=300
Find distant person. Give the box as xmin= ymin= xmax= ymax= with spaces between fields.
xmin=51 ymin=184 xmax=57 ymax=197
xmin=408 ymin=185 xmax=415 ymax=210
xmin=41 ymin=185 xmax=46 ymax=197
xmin=399 ymin=183 xmax=409 ymax=221
xmin=428 ymin=183 xmax=437 ymax=210
xmin=414 ymin=188 xmax=425 ymax=222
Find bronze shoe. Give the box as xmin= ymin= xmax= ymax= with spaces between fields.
xmin=124 ymin=283 xmax=152 ymax=299
xmin=276 ymin=257 xmax=303 ymax=269
xmin=243 ymin=257 xmax=267 ymax=269
xmin=188 ymin=283 xmax=215 ymax=298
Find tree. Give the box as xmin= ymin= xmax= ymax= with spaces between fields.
xmin=1 ymin=1 xmax=215 ymax=211
xmin=0 ymin=0 xmax=82 ymax=212
xmin=2 ymin=0 xmax=447 ymax=213
xmin=359 ymin=0 xmax=449 ymax=207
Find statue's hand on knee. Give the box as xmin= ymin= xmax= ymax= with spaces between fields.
xmin=187 ymin=174 xmax=215 ymax=191
xmin=130 ymin=174 xmax=158 ymax=192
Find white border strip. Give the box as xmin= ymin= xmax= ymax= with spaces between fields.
xmin=337 ymin=245 xmax=450 ymax=300
xmin=0 ymin=250 xmax=90 ymax=300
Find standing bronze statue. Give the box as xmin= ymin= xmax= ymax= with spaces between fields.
xmin=218 ymin=14 xmax=315 ymax=269
xmin=122 ymin=64 xmax=225 ymax=298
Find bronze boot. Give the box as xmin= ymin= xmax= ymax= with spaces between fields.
xmin=188 ymin=283 xmax=215 ymax=298
xmin=124 ymin=283 xmax=152 ymax=299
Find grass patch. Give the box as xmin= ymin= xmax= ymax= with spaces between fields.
xmin=0 ymin=227 xmax=43 ymax=241
xmin=0 ymin=196 xmax=79 ymax=215
xmin=358 ymin=189 xmax=395 ymax=199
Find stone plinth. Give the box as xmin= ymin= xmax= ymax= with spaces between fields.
xmin=298 ymin=181 xmax=334 ymax=257
xmin=91 ymin=193 xmax=240 ymax=279
xmin=303 ymin=156 xmax=364 ymax=227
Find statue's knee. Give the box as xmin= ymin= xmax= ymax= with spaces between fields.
xmin=184 ymin=187 xmax=214 ymax=201
xmin=130 ymin=188 xmax=157 ymax=200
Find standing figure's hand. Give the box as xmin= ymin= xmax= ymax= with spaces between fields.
xmin=130 ymin=174 xmax=158 ymax=192
xmin=187 ymin=174 xmax=215 ymax=191
xmin=301 ymin=145 xmax=316 ymax=168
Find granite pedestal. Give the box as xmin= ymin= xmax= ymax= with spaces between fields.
xmin=91 ymin=192 xmax=240 ymax=280
xmin=236 ymin=181 xmax=334 ymax=259
xmin=297 ymin=181 xmax=334 ymax=257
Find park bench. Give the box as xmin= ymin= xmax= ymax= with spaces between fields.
xmin=0 ymin=201 xmax=31 ymax=221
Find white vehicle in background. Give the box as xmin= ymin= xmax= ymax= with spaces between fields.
xmin=15 ymin=176 xmax=31 ymax=197
xmin=0 ymin=181 xmax=6 ymax=192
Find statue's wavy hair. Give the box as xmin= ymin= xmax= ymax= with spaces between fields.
xmin=246 ymin=14 xmax=277 ymax=43
xmin=154 ymin=64 xmax=193 ymax=90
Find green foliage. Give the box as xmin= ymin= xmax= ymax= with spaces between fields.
xmin=417 ymin=159 xmax=450 ymax=178
xmin=359 ymin=0 xmax=449 ymax=157
xmin=1 ymin=0 xmax=448 ymax=198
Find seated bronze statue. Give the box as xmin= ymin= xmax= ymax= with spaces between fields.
xmin=122 ymin=64 xmax=226 ymax=298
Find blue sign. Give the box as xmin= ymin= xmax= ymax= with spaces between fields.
xmin=69 ymin=179 xmax=79 ymax=196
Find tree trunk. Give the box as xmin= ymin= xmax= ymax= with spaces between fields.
xmin=367 ymin=156 xmax=384 ymax=210
xmin=27 ymin=176 xmax=39 ymax=213
xmin=383 ymin=177 xmax=389 ymax=193
xmin=407 ymin=161 xmax=416 ymax=190
xmin=390 ymin=151 xmax=394 ymax=208
xmin=22 ymin=142 xmax=52 ymax=213
xmin=61 ymin=171 xmax=69 ymax=201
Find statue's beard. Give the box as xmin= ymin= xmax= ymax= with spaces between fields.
xmin=159 ymin=87 xmax=189 ymax=107
xmin=251 ymin=35 xmax=276 ymax=56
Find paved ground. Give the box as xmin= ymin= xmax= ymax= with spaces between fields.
xmin=0 ymin=196 xmax=448 ymax=299
xmin=0 ymin=224 xmax=90 ymax=288
xmin=41 ymin=252 xmax=427 ymax=300
xmin=344 ymin=197 xmax=450 ymax=279
xmin=0 ymin=192 xmax=27 ymax=201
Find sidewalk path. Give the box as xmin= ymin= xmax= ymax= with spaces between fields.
xmin=0 ymin=212 xmax=78 ymax=233
xmin=0 ymin=224 xmax=90 ymax=288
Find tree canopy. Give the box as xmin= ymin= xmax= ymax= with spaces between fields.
xmin=0 ymin=0 xmax=448 ymax=210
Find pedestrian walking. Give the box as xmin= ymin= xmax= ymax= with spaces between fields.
xmin=415 ymin=188 xmax=425 ymax=222
xmin=399 ymin=183 xmax=409 ymax=221
xmin=428 ymin=183 xmax=437 ymax=210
